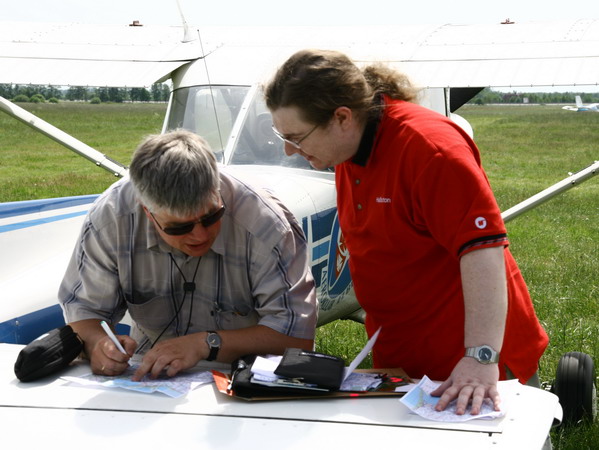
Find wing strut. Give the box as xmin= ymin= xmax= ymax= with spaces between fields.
xmin=0 ymin=96 xmax=128 ymax=177
xmin=502 ymin=160 xmax=599 ymax=222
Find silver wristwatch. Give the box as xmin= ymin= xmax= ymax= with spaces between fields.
xmin=465 ymin=345 xmax=500 ymax=364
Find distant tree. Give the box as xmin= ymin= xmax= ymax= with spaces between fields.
xmin=95 ymin=87 xmax=110 ymax=103
xmin=470 ymin=88 xmax=503 ymax=105
xmin=151 ymin=83 xmax=161 ymax=102
xmin=15 ymin=85 xmax=32 ymax=98
xmin=108 ymin=87 xmax=125 ymax=103
xmin=130 ymin=87 xmax=141 ymax=102
xmin=130 ymin=87 xmax=151 ymax=102
xmin=0 ymin=84 xmax=14 ymax=98
xmin=160 ymin=84 xmax=171 ymax=102
xmin=150 ymin=83 xmax=171 ymax=102
xmin=30 ymin=93 xmax=46 ymax=103
xmin=41 ymin=85 xmax=62 ymax=100
xmin=66 ymin=86 xmax=88 ymax=101
xmin=12 ymin=94 xmax=29 ymax=102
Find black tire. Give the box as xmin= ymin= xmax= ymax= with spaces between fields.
xmin=553 ymin=352 xmax=597 ymax=425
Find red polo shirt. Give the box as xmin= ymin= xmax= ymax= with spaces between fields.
xmin=336 ymin=97 xmax=548 ymax=382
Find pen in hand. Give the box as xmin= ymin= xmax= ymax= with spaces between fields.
xmin=100 ymin=320 xmax=128 ymax=355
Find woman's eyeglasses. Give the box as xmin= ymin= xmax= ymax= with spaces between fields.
xmin=271 ymin=123 xmax=319 ymax=149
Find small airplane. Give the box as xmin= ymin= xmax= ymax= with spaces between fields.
xmin=2 ymin=17 xmax=598 ymax=342
xmin=562 ymin=95 xmax=599 ymax=111
xmin=0 ymin=14 xmax=597 ymax=435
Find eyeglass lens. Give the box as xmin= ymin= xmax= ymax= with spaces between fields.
xmin=155 ymin=205 xmax=226 ymax=236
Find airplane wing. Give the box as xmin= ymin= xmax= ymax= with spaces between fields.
xmin=1 ymin=19 xmax=598 ymax=89
xmin=390 ymin=19 xmax=599 ymax=89
xmin=0 ymin=341 xmax=562 ymax=449
xmin=0 ymin=22 xmax=204 ymax=87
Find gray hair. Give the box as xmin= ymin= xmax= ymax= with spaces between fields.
xmin=129 ymin=129 xmax=219 ymax=217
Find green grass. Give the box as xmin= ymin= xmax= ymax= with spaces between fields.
xmin=1 ymin=101 xmax=597 ymax=448
xmin=462 ymin=106 xmax=599 ymax=386
xmin=0 ymin=102 xmax=166 ymax=201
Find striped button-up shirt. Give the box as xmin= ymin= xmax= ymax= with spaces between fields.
xmin=59 ymin=169 xmax=317 ymax=352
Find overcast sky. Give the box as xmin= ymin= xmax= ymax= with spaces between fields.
xmin=2 ymin=0 xmax=598 ymax=26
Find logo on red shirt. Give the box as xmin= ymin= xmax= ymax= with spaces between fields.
xmin=475 ymin=216 xmax=488 ymax=229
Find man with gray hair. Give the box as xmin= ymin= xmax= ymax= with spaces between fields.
xmin=58 ymin=129 xmax=317 ymax=380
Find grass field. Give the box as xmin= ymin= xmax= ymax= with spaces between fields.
xmin=1 ymin=101 xmax=597 ymax=448
xmin=0 ymin=102 xmax=167 ymax=201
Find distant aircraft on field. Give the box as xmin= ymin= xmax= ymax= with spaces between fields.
xmin=562 ymin=95 xmax=599 ymax=112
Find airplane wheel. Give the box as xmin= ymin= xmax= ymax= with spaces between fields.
xmin=553 ymin=352 xmax=597 ymax=425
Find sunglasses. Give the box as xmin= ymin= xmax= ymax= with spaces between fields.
xmin=150 ymin=204 xmax=226 ymax=236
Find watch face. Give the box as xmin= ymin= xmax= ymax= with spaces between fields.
xmin=207 ymin=333 xmax=221 ymax=347
xmin=478 ymin=347 xmax=492 ymax=362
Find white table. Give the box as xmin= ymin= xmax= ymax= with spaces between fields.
xmin=0 ymin=344 xmax=560 ymax=449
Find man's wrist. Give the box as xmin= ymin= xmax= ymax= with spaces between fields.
xmin=205 ymin=331 xmax=221 ymax=361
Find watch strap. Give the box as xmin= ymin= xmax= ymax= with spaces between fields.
xmin=465 ymin=345 xmax=500 ymax=364
xmin=206 ymin=331 xmax=220 ymax=362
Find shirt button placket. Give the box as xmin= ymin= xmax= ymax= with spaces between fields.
xmin=354 ymin=178 xmax=362 ymax=211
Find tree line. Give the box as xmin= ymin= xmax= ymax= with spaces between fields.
xmin=471 ymin=88 xmax=599 ymax=105
xmin=0 ymin=83 xmax=171 ymax=103
xmin=3 ymin=84 xmax=598 ymax=106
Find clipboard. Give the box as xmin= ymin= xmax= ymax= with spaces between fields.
xmin=212 ymin=367 xmax=412 ymax=401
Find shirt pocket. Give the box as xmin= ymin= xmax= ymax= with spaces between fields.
xmin=126 ymin=294 xmax=175 ymax=331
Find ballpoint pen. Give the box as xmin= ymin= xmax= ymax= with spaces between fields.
xmin=100 ymin=320 xmax=127 ymax=354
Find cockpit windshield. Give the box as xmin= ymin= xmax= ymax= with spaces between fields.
xmin=166 ymin=85 xmax=247 ymax=159
xmin=165 ymin=85 xmax=314 ymax=170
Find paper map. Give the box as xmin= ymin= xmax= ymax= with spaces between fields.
xmin=400 ymin=376 xmax=514 ymax=422
xmin=62 ymin=364 xmax=214 ymax=398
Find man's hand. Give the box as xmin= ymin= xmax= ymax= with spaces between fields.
xmin=132 ymin=334 xmax=205 ymax=381
xmin=430 ymin=357 xmax=500 ymax=415
xmin=89 ymin=333 xmax=136 ymax=376
xmin=69 ymin=319 xmax=136 ymax=376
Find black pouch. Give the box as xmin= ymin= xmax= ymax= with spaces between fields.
xmin=228 ymin=354 xmax=332 ymax=399
xmin=274 ymin=348 xmax=345 ymax=390
xmin=14 ymin=325 xmax=83 ymax=382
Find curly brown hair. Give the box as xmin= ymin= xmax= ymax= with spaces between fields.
xmin=264 ymin=49 xmax=419 ymax=125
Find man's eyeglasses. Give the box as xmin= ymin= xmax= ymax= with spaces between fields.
xmin=271 ymin=123 xmax=319 ymax=149
xmin=150 ymin=204 xmax=226 ymax=236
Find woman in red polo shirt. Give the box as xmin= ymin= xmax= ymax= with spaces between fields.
xmin=265 ymin=49 xmax=548 ymax=416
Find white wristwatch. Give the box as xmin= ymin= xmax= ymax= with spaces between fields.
xmin=465 ymin=345 xmax=500 ymax=364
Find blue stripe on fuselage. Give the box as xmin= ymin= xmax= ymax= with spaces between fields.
xmin=0 ymin=195 xmax=98 ymax=233
xmin=0 ymin=195 xmax=99 ymax=219
xmin=0 ymin=304 xmax=130 ymax=345
xmin=0 ymin=210 xmax=89 ymax=233
xmin=0 ymin=304 xmax=66 ymax=344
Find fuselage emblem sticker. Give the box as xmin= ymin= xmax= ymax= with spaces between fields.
xmin=326 ymin=213 xmax=352 ymax=298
